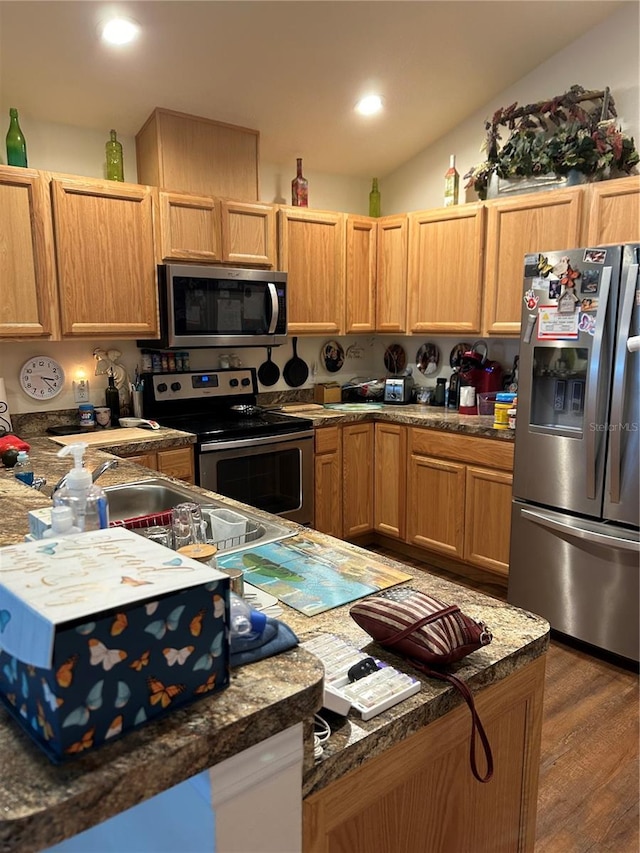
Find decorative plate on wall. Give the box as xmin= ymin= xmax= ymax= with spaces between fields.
xmin=449 ymin=342 xmax=471 ymax=369
xmin=383 ymin=344 xmax=407 ymax=375
xmin=322 ymin=340 xmax=345 ymax=373
xmin=416 ymin=343 xmax=440 ymax=375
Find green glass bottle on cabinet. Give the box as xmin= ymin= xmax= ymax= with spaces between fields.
xmin=369 ymin=178 xmax=381 ymax=217
xmin=6 ymin=108 xmax=28 ymax=167
xmin=105 ymin=129 xmax=124 ymax=181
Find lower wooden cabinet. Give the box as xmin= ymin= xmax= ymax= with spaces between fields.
xmin=406 ymin=452 xmax=466 ymax=559
xmin=314 ymin=426 xmax=343 ymax=537
xmin=118 ymin=446 xmax=195 ymax=484
xmin=374 ymin=422 xmax=406 ymax=540
xmin=464 ymin=465 xmax=514 ymax=574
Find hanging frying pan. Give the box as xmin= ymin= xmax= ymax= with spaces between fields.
xmin=257 ymin=346 xmax=280 ymax=387
xmin=283 ymin=337 xmax=309 ymax=388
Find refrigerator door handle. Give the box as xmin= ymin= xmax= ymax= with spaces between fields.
xmin=609 ymin=262 xmax=638 ymax=504
xmin=521 ymin=508 xmax=639 ymax=552
xmin=585 ymin=265 xmax=612 ymax=500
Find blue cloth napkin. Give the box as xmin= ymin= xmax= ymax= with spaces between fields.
xmin=230 ymin=616 xmax=299 ymax=667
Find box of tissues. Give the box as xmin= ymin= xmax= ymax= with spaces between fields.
xmin=0 ymin=528 xmax=230 ymax=762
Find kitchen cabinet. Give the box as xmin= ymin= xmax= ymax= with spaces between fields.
xmin=0 ymin=166 xmax=59 ymax=339
xmin=278 ymin=207 xmax=346 ymax=335
xmin=345 ymin=215 xmax=376 ymax=333
xmin=407 ymin=204 xmax=485 ymax=335
xmin=314 ymin=426 xmax=343 ymax=537
xmin=50 ymin=176 xmax=159 ymax=338
xmin=157 ymin=192 xmax=276 ymax=266
xmin=482 ymin=187 xmax=583 ymax=336
xmin=376 ymin=214 xmax=408 ymax=333
xmin=407 ymin=429 xmax=514 ymax=576
xmin=583 ymin=174 xmax=640 ymax=245
xmin=374 ymin=422 xmax=407 ymax=540
xmin=118 ymin=446 xmax=195 ymax=484
xmin=342 ymin=422 xmax=374 ymax=537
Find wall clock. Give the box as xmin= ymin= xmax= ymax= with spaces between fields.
xmin=19 ymin=356 xmax=65 ymax=400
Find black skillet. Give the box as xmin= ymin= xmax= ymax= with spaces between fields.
xmin=257 ymin=346 xmax=280 ymax=387
xmin=282 ymin=336 xmax=309 ymax=388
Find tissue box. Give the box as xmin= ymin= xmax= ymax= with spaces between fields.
xmin=0 ymin=528 xmax=230 ymax=762
xmin=314 ymin=383 xmax=341 ymax=404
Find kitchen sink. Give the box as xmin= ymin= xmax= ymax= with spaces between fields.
xmin=103 ymin=478 xmax=297 ymax=554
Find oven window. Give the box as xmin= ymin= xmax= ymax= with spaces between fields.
xmin=215 ymin=447 xmax=302 ymax=515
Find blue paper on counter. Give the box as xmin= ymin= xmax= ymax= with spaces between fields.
xmin=230 ymin=617 xmax=298 ymax=667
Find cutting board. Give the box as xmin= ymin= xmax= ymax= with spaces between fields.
xmin=280 ymin=404 xmax=324 ymax=413
xmin=49 ymin=428 xmax=156 ymax=447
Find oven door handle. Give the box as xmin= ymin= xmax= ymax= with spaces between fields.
xmin=200 ymin=430 xmax=315 ymax=452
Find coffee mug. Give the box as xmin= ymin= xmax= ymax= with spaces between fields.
xmin=218 ymin=354 xmax=230 ymax=369
xmin=94 ymin=407 xmax=111 ymax=428
xmin=459 ymin=386 xmax=476 ymax=407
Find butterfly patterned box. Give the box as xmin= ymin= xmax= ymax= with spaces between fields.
xmin=0 ymin=527 xmax=230 ymax=762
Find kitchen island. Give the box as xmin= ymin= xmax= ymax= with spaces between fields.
xmin=0 ymin=440 xmax=548 ymax=852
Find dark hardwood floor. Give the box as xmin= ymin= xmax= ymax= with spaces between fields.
xmin=370 ymin=546 xmax=640 ymax=853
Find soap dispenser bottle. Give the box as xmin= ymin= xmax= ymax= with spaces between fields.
xmin=42 ymin=506 xmax=81 ymax=538
xmin=53 ymin=443 xmax=109 ymax=531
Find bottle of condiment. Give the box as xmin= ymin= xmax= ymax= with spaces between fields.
xmin=105 ymin=373 xmax=121 ymax=426
xmin=444 ymin=155 xmax=459 ymax=207
xmin=369 ymin=178 xmax=381 ymax=217
xmin=14 ymin=451 xmax=34 ymax=486
xmin=291 ymin=158 xmax=308 ymax=207
xmin=105 ymin=129 xmax=124 ymax=181
xmin=6 ymin=108 xmax=28 ymax=167
xmin=433 ymin=378 xmax=447 ymax=406
xmin=78 ymin=403 xmax=96 ymax=429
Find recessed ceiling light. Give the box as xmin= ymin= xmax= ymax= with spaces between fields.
xmin=355 ymin=95 xmax=384 ymax=116
xmin=100 ymin=17 xmax=140 ymax=46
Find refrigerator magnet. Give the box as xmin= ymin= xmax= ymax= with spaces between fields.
xmin=578 ymin=312 xmax=597 ymax=336
xmin=538 ymin=306 xmax=580 ymax=340
xmin=557 ymin=289 xmax=579 ymax=314
xmin=524 ymin=289 xmax=539 ymax=310
xmin=548 ymin=280 xmax=561 ymax=300
xmin=581 ymin=268 xmax=600 ymax=294
xmin=583 ymin=248 xmax=607 ymax=264
xmin=579 ymin=297 xmax=598 ymax=313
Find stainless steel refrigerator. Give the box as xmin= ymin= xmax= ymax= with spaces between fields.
xmin=508 ymin=243 xmax=639 ymax=661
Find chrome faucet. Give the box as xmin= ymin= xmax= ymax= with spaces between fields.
xmin=52 ymin=459 xmax=119 ymax=496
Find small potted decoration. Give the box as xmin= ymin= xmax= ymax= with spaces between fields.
xmin=465 ymin=85 xmax=639 ymax=200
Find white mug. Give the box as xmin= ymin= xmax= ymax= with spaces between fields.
xmin=94 ymin=406 xmax=111 ymax=427
xmin=218 ymin=354 xmax=230 ymax=369
xmin=459 ymin=386 xmax=476 ymax=408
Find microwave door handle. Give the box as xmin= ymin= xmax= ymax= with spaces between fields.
xmin=585 ymin=264 xmax=611 ymax=500
xmin=609 ymin=262 xmax=638 ymax=503
xmin=266 ymin=283 xmax=279 ymax=334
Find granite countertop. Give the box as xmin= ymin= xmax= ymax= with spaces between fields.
xmin=0 ymin=444 xmax=547 ymax=851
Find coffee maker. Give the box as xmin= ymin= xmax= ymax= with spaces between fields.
xmin=458 ymin=342 xmax=503 ymax=414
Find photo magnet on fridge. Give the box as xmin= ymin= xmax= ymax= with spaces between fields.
xmin=581 ymin=268 xmax=601 ymax=294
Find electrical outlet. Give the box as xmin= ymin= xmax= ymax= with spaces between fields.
xmin=73 ymin=380 xmax=89 ymax=403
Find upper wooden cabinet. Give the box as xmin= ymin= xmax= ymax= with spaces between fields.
xmin=157 ymin=192 xmax=276 ymax=266
xmin=50 ymin=177 xmax=159 ymax=338
xmin=376 ymin=215 xmax=408 ymax=333
xmin=583 ymin=175 xmax=640 ymax=245
xmin=0 ymin=166 xmax=59 ymax=339
xmin=278 ymin=206 xmax=345 ymax=334
xmin=345 ymin=215 xmax=377 ymax=333
xmin=408 ymin=204 xmax=485 ymax=335
xmin=482 ymin=187 xmax=583 ymax=336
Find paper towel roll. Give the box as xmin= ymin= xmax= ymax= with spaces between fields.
xmin=0 ymin=378 xmax=13 ymax=433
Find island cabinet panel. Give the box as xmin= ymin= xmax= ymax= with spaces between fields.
xmin=374 ymin=422 xmax=407 ymax=540
xmin=50 ymin=177 xmax=159 ymax=338
xmin=158 ymin=191 xmax=223 ymax=262
xmin=314 ymin=426 xmax=343 ymax=537
xmin=342 ymin=422 xmax=374 ymax=537
xmin=376 ymin=214 xmax=408 ymax=332
xmin=483 ymin=187 xmax=583 ymax=337
xmin=278 ymin=207 xmax=346 ymax=335
xmin=345 ymin=215 xmax=376 ymax=333
xmin=583 ymin=175 xmax=640 ymax=245
xmin=407 ymin=203 xmax=485 ymax=335
xmin=303 ymin=655 xmax=546 ymax=853
xmin=0 ymin=167 xmax=59 ymax=339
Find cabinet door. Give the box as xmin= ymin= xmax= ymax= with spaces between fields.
xmin=583 ymin=176 xmax=640 ymax=245
xmin=406 ymin=453 xmax=465 ymax=558
xmin=156 ymin=447 xmax=195 ymax=483
xmin=314 ymin=427 xmax=343 ymax=537
xmin=483 ymin=188 xmax=583 ymax=336
xmin=220 ymin=200 xmax=276 ymax=266
xmin=464 ymin=466 xmax=513 ymax=576
xmin=376 ymin=215 xmax=408 ymax=332
xmin=407 ymin=204 xmax=484 ymax=335
xmin=278 ymin=207 xmax=345 ymax=334
xmin=343 ymin=422 xmax=374 ymax=537
xmin=0 ymin=167 xmax=59 ymax=339
xmin=158 ymin=191 xmax=222 ymax=262
xmin=51 ymin=178 xmax=159 ymax=338
xmin=374 ymin=422 xmax=406 ymax=540
xmin=122 ymin=452 xmax=158 ymax=470
xmin=345 ymin=215 xmax=376 ymax=333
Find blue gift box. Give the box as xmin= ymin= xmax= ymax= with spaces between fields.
xmin=0 ymin=528 xmax=230 ymax=762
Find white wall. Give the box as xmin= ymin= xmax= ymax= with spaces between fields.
xmin=383 ymin=3 xmax=640 ymax=213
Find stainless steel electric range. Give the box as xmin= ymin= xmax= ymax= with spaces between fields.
xmin=141 ymin=368 xmax=314 ymax=525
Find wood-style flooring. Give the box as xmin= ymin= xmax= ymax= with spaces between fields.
xmin=370 ymin=546 xmax=640 ymax=853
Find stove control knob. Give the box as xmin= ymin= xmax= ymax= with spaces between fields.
xmin=157 ymin=383 xmax=168 ymax=393
xmin=241 ymin=378 xmax=251 ymax=387
xmin=171 ymin=382 xmax=182 ymax=392
xmin=229 ymin=378 xmax=239 ymax=387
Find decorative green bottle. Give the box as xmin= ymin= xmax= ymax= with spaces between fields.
xmin=369 ymin=178 xmax=381 ymax=217
xmin=105 ymin=129 xmax=124 ymax=181
xmin=6 ymin=108 xmax=28 ymax=168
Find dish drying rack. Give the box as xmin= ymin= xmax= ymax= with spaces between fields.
xmin=111 ymin=511 xmax=263 ymax=554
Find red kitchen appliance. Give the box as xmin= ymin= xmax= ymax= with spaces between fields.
xmin=458 ymin=342 xmax=503 ymax=414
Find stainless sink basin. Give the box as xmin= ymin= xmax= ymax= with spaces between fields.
xmin=103 ymin=478 xmax=296 ymax=554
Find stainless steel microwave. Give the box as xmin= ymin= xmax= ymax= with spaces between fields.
xmin=139 ymin=264 xmax=288 ymax=349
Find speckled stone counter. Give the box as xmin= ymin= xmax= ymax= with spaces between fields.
xmin=0 ymin=448 xmax=547 ymax=851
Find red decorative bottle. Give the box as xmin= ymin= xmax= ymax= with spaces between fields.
xmin=291 ymin=158 xmax=308 ymax=207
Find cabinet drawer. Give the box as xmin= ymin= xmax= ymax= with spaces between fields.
xmin=409 ymin=429 xmax=514 ymax=471
xmin=315 ymin=426 xmax=341 ymax=455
